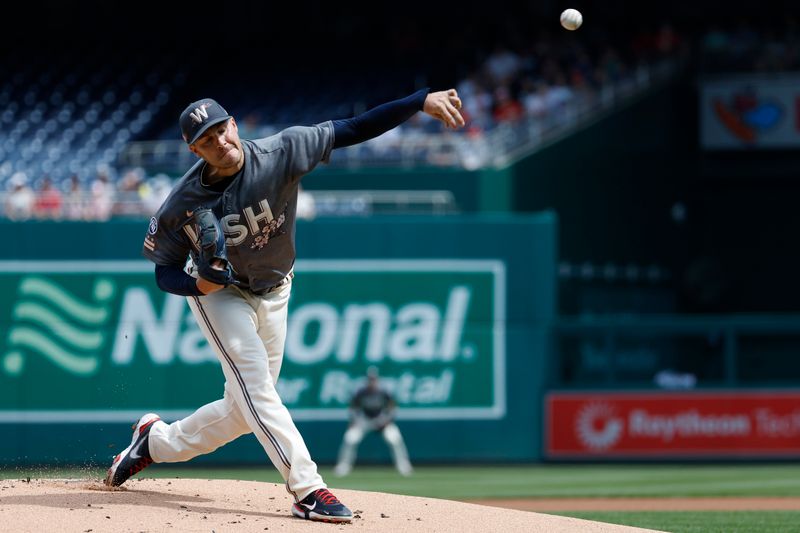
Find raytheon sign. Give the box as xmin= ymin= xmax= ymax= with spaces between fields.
xmin=547 ymin=392 xmax=800 ymax=458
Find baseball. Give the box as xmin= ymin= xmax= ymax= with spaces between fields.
xmin=560 ymin=9 xmax=583 ymax=31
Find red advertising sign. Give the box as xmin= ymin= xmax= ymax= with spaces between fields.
xmin=546 ymin=391 xmax=800 ymax=457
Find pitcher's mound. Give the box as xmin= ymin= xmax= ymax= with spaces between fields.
xmin=0 ymin=478 xmax=663 ymax=532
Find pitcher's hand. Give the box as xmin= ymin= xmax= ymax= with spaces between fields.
xmin=423 ymin=89 xmax=465 ymax=129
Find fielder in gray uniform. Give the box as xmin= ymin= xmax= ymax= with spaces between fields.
xmin=334 ymin=366 xmax=413 ymax=477
xmin=104 ymin=86 xmax=465 ymax=523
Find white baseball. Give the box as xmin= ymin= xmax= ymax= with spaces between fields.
xmin=560 ymin=9 xmax=583 ymax=31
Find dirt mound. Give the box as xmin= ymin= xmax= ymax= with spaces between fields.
xmin=0 ymin=478 xmax=663 ymax=532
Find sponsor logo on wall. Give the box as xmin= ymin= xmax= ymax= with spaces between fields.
xmin=0 ymin=260 xmax=505 ymax=421
xmin=3 ymin=277 xmax=115 ymax=377
xmin=701 ymin=74 xmax=800 ymax=149
xmin=547 ymin=392 xmax=800 ymax=457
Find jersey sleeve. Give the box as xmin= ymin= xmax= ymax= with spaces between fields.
xmin=142 ymin=214 xmax=191 ymax=266
xmin=280 ymin=121 xmax=334 ymax=180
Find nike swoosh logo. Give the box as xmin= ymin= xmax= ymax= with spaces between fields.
xmin=305 ymin=501 xmax=317 ymax=511
xmin=128 ymin=441 xmax=144 ymax=461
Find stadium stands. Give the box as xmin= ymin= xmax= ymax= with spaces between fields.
xmin=0 ymin=48 xmax=182 ymax=189
xmin=116 ymin=27 xmax=684 ymax=179
xmin=0 ymin=11 xmax=688 ymax=220
xmin=699 ymin=18 xmax=800 ymax=73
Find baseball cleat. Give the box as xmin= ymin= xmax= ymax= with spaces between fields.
xmin=291 ymin=488 xmax=353 ymax=523
xmin=398 ymin=463 xmax=414 ymax=477
xmin=104 ymin=413 xmax=160 ymax=487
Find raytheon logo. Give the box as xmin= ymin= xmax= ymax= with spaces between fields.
xmin=575 ymin=402 xmax=624 ymax=451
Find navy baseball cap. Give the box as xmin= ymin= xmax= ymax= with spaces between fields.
xmin=179 ymin=98 xmax=232 ymax=144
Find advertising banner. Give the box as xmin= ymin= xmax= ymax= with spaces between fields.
xmin=0 ymin=259 xmax=505 ymax=423
xmin=701 ymin=74 xmax=800 ymax=149
xmin=547 ymin=391 xmax=800 ymax=457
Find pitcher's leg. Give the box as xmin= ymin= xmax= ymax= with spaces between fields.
xmin=190 ymin=290 xmax=324 ymax=500
xmin=149 ymin=388 xmax=250 ymax=463
xmin=256 ymin=282 xmax=291 ymax=382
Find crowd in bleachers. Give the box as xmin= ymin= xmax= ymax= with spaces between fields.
xmin=229 ymin=23 xmax=685 ymax=172
xmin=233 ymin=22 xmax=686 ymax=144
xmin=1 ymin=20 xmax=688 ymax=220
xmin=447 ymin=22 xmax=684 ymax=134
xmin=700 ymin=18 xmax=800 ymax=72
xmin=2 ymin=166 xmax=169 ymax=221
xmin=0 ymin=47 xmax=181 ymax=212
xmin=8 ymin=11 xmax=799 ymax=222
xmin=1 ymin=166 xmax=322 ymax=221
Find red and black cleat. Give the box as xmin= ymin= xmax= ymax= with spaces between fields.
xmin=292 ymin=488 xmax=353 ymax=523
xmin=104 ymin=413 xmax=160 ymax=487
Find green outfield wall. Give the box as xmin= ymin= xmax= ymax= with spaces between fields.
xmin=0 ymin=213 xmax=556 ymax=466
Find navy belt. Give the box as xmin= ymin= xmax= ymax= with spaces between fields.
xmin=247 ymin=271 xmax=294 ymax=296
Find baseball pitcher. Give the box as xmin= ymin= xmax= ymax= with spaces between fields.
xmin=103 ymin=86 xmax=464 ymax=523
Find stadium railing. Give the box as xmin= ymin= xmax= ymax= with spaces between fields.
xmin=0 ymin=188 xmax=459 ymax=220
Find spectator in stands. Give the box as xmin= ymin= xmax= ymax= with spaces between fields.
xmin=141 ymin=174 xmax=174 ymax=216
xmin=699 ymin=19 xmax=799 ymax=73
xmin=64 ymin=174 xmax=87 ymax=220
xmin=115 ymin=167 xmax=146 ymax=217
xmin=484 ymin=43 xmax=522 ymax=86
xmin=363 ymin=122 xmax=404 ymax=160
xmin=4 ymin=172 xmax=35 ymax=221
xmin=598 ymin=47 xmax=626 ymax=84
xmin=546 ymin=71 xmax=575 ymax=111
xmin=88 ymin=168 xmax=115 ymax=221
xmin=492 ymin=85 xmax=525 ymax=123
xmin=571 ymin=47 xmax=596 ymax=85
xmin=520 ymin=77 xmax=547 ymax=119
xmin=567 ymin=63 xmax=595 ymax=105
xmin=456 ymin=73 xmax=494 ymax=131
xmin=33 ymin=176 xmax=63 ymax=219
xmin=238 ymin=112 xmax=264 ymax=139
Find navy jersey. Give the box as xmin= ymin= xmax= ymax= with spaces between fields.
xmin=351 ymin=387 xmax=394 ymax=420
xmin=142 ymin=122 xmax=333 ymax=291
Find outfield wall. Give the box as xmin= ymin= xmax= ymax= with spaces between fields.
xmin=0 ymin=213 xmax=556 ymax=466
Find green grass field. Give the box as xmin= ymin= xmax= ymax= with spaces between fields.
xmin=557 ymin=511 xmax=800 ymax=533
xmin=3 ymin=464 xmax=800 ymax=532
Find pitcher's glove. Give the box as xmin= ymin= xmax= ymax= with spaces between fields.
xmin=190 ymin=207 xmax=236 ymax=286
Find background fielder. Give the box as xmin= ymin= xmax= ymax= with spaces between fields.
xmin=335 ymin=366 xmax=413 ymax=477
xmin=103 ymin=86 xmax=464 ymax=523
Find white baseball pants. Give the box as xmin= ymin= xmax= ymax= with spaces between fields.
xmin=147 ymin=281 xmax=325 ymax=501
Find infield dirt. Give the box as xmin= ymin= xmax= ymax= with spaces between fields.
xmin=0 ymin=477 xmax=664 ymax=532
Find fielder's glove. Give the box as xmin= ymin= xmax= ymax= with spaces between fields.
xmin=189 ymin=207 xmax=236 ymax=286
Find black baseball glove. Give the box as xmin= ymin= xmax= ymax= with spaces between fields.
xmin=189 ymin=207 xmax=236 ymax=286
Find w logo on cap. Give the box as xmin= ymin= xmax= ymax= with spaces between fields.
xmin=180 ymin=98 xmax=232 ymax=144
xmin=189 ymin=103 xmax=211 ymax=124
